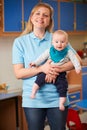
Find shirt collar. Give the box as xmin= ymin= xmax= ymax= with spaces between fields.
xmin=30 ymin=31 xmax=51 ymax=41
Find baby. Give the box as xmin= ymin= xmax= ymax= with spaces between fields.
xmin=30 ymin=30 xmax=81 ymax=111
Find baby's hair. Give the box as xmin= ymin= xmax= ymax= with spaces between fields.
xmin=53 ymin=30 xmax=68 ymax=42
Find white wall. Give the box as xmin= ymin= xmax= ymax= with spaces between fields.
xmin=0 ymin=35 xmax=87 ymax=93
xmin=0 ymin=36 xmax=22 ymax=93
xmin=69 ymin=35 xmax=86 ymax=50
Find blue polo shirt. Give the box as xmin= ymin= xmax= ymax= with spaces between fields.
xmin=12 ymin=31 xmax=71 ymax=108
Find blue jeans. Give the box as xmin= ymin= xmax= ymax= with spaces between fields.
xmin=24 ymin=106 xmax=68 ymax=130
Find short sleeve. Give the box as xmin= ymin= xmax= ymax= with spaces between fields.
xmin=12 ymin=38 xmax=24 ymax=64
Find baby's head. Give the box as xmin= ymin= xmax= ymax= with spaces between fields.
xmin=52 ymin=30 xmax=68 ymax=51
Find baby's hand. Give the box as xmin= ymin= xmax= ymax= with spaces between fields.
xmin=76 ymin=69 xmax=81 ymax=74
xmin=30 ymin=62 xmax=36 ymax=67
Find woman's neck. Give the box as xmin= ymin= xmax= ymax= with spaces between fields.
xmin=33 ymin=28 xmax=45 ymax=39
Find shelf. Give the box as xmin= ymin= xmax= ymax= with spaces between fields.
xmin=0 ymin=32 xmax=21 ymax=37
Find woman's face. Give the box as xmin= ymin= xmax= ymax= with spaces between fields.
xmin=31 ymin=7 xmax=51 ymax=30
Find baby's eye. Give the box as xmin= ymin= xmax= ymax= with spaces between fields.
xmin=56 ymin=41 xmax=58 ymax=43
xmin=61 ymin=41 xmax=64 ymax=43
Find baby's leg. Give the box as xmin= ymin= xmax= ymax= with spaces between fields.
xmin=30 ymin=73 xmax=46 ymax=98
xmin=59 ymin=97 xmax=66 ymax=111
xmin=30 ymin=83 xmax=39 ymax=98
xmin=54 ymin=72 xmax=68 ymax=111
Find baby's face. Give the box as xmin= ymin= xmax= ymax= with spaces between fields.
xmin=52 ymin=33 xmax=68 ymax=51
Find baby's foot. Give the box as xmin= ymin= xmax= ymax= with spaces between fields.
xmin=30 ymin=93 xmax=36 ymax=99
xmin=59 ymin=104 xmax=65 ymax=111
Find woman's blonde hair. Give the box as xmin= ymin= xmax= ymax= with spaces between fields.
xmin=21 ymin=2 xmax=54 ymax=36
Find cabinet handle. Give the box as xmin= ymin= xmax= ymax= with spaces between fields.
xmin=70 ymin=95 xmax=76 ymax=98
xmin=74 ymin=22 xmax=76 ymax=30
xmin=21 ymin=21 xmax=25 ymax=31
xmin=21 ymin=21 xmax=27 ymax=31
xmin=71 ymin=104 xmax=76 ymax=108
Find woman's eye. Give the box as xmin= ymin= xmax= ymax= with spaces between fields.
xmin=43 ymin=14 xmax=49 ymax=17
xmin=36 ymin=12 xmax=40 ymax=15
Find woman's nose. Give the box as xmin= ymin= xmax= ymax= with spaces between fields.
xmin=39 ymin=13 xmax=45 ymax=18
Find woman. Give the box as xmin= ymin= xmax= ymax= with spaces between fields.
xmin=12 ymin=2 xmax=82 ymax=130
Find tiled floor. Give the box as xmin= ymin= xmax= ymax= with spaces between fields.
xmin=44 ymin=111 xmax=87 ymax=130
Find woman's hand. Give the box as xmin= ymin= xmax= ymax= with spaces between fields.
xmin=40 ymin=59 xmax=60 ymax=83
xmin=45 ymin=73 xmax=58 ymax=83
xmin=45 ymin=65 xmax=61 ymax=83
xmin=40 ymin=59 xmax=75 ymax=83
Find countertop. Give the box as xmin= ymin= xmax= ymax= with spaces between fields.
xmin=0 ymin=91 xmax=22 ymax=100
xmin=82 ymin=59 xmax=87 ymax=66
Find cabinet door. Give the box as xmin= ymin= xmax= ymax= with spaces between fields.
xmin=4 ymin=0 xmax=22 ymax=32
xmin=0 ymin=98 xmax=16 ymax=130
xmin=60 ymin=2 xmax=74 ymax=31
xmin=82 ymin=67 xmax=87 ymax=99
xmin=82 ymin=74 xmax=87 ymax=99
xmin=76 ymin=3 xmax=87 ymax=31
xmin=24 ymin=0 xmax=39 ymax=22
xmin=42 ymin=0 xmax=58 ymax=31
xmin=17 ymin=96 xmax=28 ymax=130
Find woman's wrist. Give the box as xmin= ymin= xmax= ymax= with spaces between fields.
xmin=58 ymin=61 xmax=74 ymax=72
xmin=37 ymin=65 xmax=43 ymax=73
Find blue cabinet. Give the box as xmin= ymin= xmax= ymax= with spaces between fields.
xmin=4 ymin=0 xmax=39 ymax=32
xmin=3 ymin=0 xmax=87 ymax=33
xmin=69 ymin=92 xmax=80 ymax=102
xmin=4 ymin=0 xmax=22 ymax=32
xmin=60 ymin=2 xmax=87 ymax=31
xmin=76 ymin=3 xmax=87 ymax=31
xmin=82 ymin=67 xmax=87 ymax=99
xmin=67 ymin=70 xmax=82 ymax=111
xmin=68 ymin=90 xmax=82 ymax=110
xmin=60 ymin=2 xmax=74 ymax=31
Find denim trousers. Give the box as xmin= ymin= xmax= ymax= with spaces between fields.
xmin=24 ymin=106 xmax=68 ymax=130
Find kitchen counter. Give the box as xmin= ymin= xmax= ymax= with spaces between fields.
xmin=82 ymin=59 xmax=87 ymax=66
xmin=0 ymin=91 xmax=22 ymax=100
xmin=0 ymin=91 xmax=28 ymax=130
xmin=0 ymin=91 xmax=23 ymax=130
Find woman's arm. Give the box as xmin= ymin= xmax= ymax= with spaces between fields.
xmin=13 ymin=64 xmax=41 ymax=79
xmin=45 ymin=61 xmax=73 ymax=83
xmin=45 ymin=53 xmax=82 ymax=82
xmin=13 ymin=53 xmax=82 ymax=82
xmin=55 ymin=61 xmax=74 ymax=73
xmin=13 ymin=60 xmax=53 ymax=79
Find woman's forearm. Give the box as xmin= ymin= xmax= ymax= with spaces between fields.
xmin=13 ymin=64 xmax=41 ymax=79
xmin=59 ymin=53 xmax=82 ymax=73
xmin=13 ymin=60 xmax=52 ymax=79
xmin=58 ymin=61 xmax=74 ymax=72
